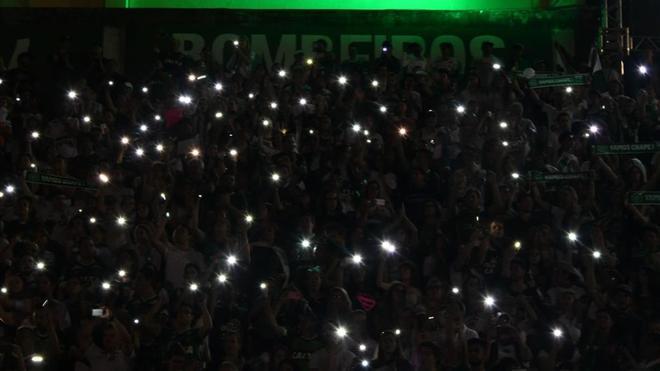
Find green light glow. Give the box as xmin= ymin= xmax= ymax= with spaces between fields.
xmin=120 ymin=0 xmax=579 ymax=10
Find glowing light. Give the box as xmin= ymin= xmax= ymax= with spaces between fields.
xmin=120 ymin=136 xmax=130 ymax=145
xmin=499 ymin=121 xmax=508 ymax=129
xmin=154 ymin=114 xmax=162 ymax=121
xmin=233 ymin=40 xmax=239 ymax=47
xmin=101 ymin=281 xmax=111 ymax=290
xmin=245 ymin=214 xmax=254 ymax=223
xmin=83 ymin=115 xmax=91 ymax=123
xmin=306 ymin=58 xmax=314 ymax=65
xmin=379 ymin=105 xmax=387 ymax=113
xmin=270 ymin=101 xmax=278 ymax=110
xmin=278 ymin=69 xmax=287 ymax=78
xmin=98 ymin=173 xmax=110 ymax=183
xmin=363 ymin=130 xmax=369 ymax=136
xmin=35 ymin=261 xmax=46 ymax=270
xmin=178 ymin=95 xmax=192 ymax=105
xmin=190 ymin=148 xmax=201 ymax=157
xmin=262 ymin=119 xmax=271 ymax=127
xmin=116 ymin=216 xmax=128 ymax=226
xmin=394 ymin=329 xmax=401 ymax=335
xmin=30 ymin=163 xmax=36 ymax=169
xmin=359 ymin=344 xmax=367 ymax=352
xmin=565 ymin=86 xmax=573 ymax=94
xmin=189 ymin=283 xmax=199 ymax=291
xmin=31 ymin=354 xmax=44 ymax=364
xmin=511 ymin=172 xmax=520 ymax=179
xmin=248 ymin=93 xmax=255 ymax=99
xmin=215 ymin=111 xmax=224 ymax=119
xmin=217 ymin=273 xmax=228 ymax=283
xmin=567 ymin=232 xmax=578 ymax=242
xmin=155 ymin=143 xmax=165 ymax=152
xmin=67 ymin=90 xmax=78 ymax=99
xmin=0 ymin=287 xmax=6 ymax=294
xmin=338 ymin=76 xmax=348 ymax=85
xmin=361 ymin=360 xmax=369 ymax=367
xmin=502 ymin=141 xmax=509 ymax=147
xmin=118 ymin=269 xmax=127 ymax=278
xmin=493 ymin=63 xmax=502 ymax=70
xmin=371 ymin=80 xmax=379 ymax=87
xmin=301 ymin=239 xmax=311 ymax=248
xmin=352 ymin=254 xmax=363 ymax=264
xmin=89 ymin=217 xmax=97 ymax=224
xmin=592 ymin=250 xmax=602 ymax=259
xmin=335 ymin=326 xmax=348 ymax=338
xmin=381 ymin=240 xmax=396 ymax=253
xmin=108 ymin=80 xmax=114 ymax=86
xmin=514 ymin=240 xmax=522 ymax=250
xmin=299 ymin=98 xmax=307 ymax=106
xmin=140 ymin=124 xmax=148 ymax=132
xmin=452 ymin=287 xmax=460 ymax=294
xmin=259 ymin=282 xmax=268 ymax=290
xmin=214 ymin=82 xmax=223 ymax=91
xmin=352 ymin=123 xmax=362 ymax=132
xmin=142 ymin=86 xmax=149 ymax=93
xmin=227 ymin=255 xmax=238 ymax=266
xmin=271 ymin=173 xmax=281 ymax=182
xmin=456 ymin=105 xmax=466 ymax=114
xmin=188 ymin=74 xmax=196 ymax=82
xmin=589 ymin=125 xmax=599 ymax=134
xmin=552 ymin=328 xmax=563 ymax=338
xmin=229 ymin=148 xmax=238 ymax=157
xmin=31 ymin=131 xmax=40 ymax=139
xmin=135 ymin=148 xmax=145 ymax=157
xmin=484 ymin=295 xmax=495 ymax=307
xmin=398 ymin=127 xmax=407 ymax=136
xmin=133 ymin=318 xmax=140 ymax=324
xmin=308 ymin=129 xmax=315 ymax=135
xmin=639 ymin=65 xmax=648 ymax=75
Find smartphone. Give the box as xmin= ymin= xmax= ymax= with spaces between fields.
xmin=375 ymin=199 xmax=386 ymax=206
xmin=91 ymin=309 xmax=104 ymax=317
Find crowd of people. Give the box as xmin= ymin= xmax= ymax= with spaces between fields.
xmin=0 ymin=33 xmax=659 ymax=371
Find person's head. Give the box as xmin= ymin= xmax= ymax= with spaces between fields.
xmin=377 ymin=330 xmax=400 ymax=358
xmin=172 ymin=224 xmax=191 ymax=247
xmin=594 ymin=309 xmax=613 ymax=332
xmin=175 ymin=304 xmax=194 ymax=328
xmin=481 ymin=41 xmax=494 ymax=56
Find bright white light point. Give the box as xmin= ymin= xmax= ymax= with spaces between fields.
xmin=352 ymin=254 xmax=363 ymax=264
xmin=639 ymin=65 xmax=648 ymax=75
xmin=190 ymin=148 xmax=200 ymax=157
xmin=135 ymin=148 xmax=144 ymax=157
xmin=31 ymin=355 xmax=44 ymax=363
xmin=306 ymin=58 xmax=314 ymax=65
xmin=592 ymin=250 xmax=602 ymax=259
xmin=233 ymin=40 xmax=239 ymax=46
xmin=189 ymin=283 xmax=199 ymax=291
xmin=133 ymin=318 xmax=140 ymax=324
xmin=493 ymin=63 xmax=501 ymax=70
xmin=30 ymin=131 xmax=40 ymax=139
xmin=214 ymin=83 xmax=223 ymax=91
xmin=352 ymin=124 xmax=361 ymax=132
xmin=381 ymin=240 xmax=396 ymax=253
xmin=217 ymin=274 xmax=228 ymax=283
xmin=101 ymin=281 xmax=111 ymax=290
xmin=589 ymin=125 xmax=599 ymax=134
xmin=270 ymin=102 xmax=278 ymax=109
xmin=67 ymin=90 xmax=78 ymax=99
xmin=98 ymin=173 xmax=110 ymax=183
xmin=456 ymin=105 xmax=466 ymax=114
xmin=245 ymin=214 xmax=254 ymax=223
xmin=309 ymin=129 xmax=315 ymax=135
xmin=484 ymin=295 xmax=495 ymax=307
xmin=262 ymin=119 xmax=270 ymax=127
xmin=259 ymin=282 xmax=268 ymax=290
xmin=395 ymin=329 xmax=401 ymax=335
xmin=0 ymin=287 xmax=6 ymax=294
xmin=140 ymin=124 xmax=148 ymax=132
xmin=499 ymin=121 xmax=508 ymax=129
xmin=227 ymin=255 xmax=238 ymax=266
xmin=229 ymin=148 xmax=238 ymax=157
xmin=361 ymin=360 xmax=369 ymax=367
xmin=359 ymin=344 xmax=366 ymax=352
xmin=30 ymin=163 xmax=36 ymax=169
xmin=108 ymin=80 xmax=114 ymax=86
xmin=301 ymin=239 xmax=311 ymax=248
xmin=121 ymin=136 xmax=129 ymax=145
xmin=379 ymin=105 xmax=387 ymax=113
xmin=83 ymin=116 xmax=91 ymax=123
xmin=335 ymin=326 xmax=348 ymax=338
xmin=514 ymin=240 xmax=522 ymax=250
xmin=363 ymin=130 xmax=369 ymax=136
xmin=154 ymin=115 xmax=162 ymax=121
xmin=278 ymin=70 xmax=287 ymax=77
xmin=565 ymin=86 xmax=573 ymax=93
xmin=398 ymin=127 xmax=407 ymax=136
xmin=271 ymin=173 xmax=280 ymax=182
xmin=188 ymin=74 xmax=196 ymax=82
xmin=452 ymin=287 xmax=460 ymax=294
xmin=366 ymin=139 xmax=372 ymax=144
xmin=552 ymin=328 xmax=563 ymax=338
xmin=299 ymin=98 xmax=307 ymax=105
xmin=116 ymin=269 xmax=126 ymax=278
xmin=178 ymin=95 xmax=192 ymax=105
xmin=371 ymin=80 xmax=379 ymax=87
xmin=502 ymin=141 xmax=509 ymax=147
xmin=338 ymin=76 xmax=348 ymax=85
xmin=567 ymin=232 xmax=578 ymax=242
xmin=142 ymin=87 xmax=149 ymax=93
xmin=36 ymin=261 xmax=45 ymax=270
xmin=116 ymin=216 xmax=127 ymax=226
xmin=511 ymin=172 xmax=520 ymax=179
xmin=248 ymin=93 xmax=255 ymax=99
xmin=89 ymin=217 xmax=96 ymax=224
xmin=215 ymin=112 xmax=223 ymax=119
xmin=156 ymin=144 xmax=164 ymax=152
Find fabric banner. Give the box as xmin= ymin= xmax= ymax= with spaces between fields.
xmin=25 ymin=172 xmax=97 ymax=190
xmin=528 ymin=74 xmax=588 ymax=89
xmin=528 ymin=171 xmax=591 ymax=182
xmin=592 ymin=143 xmax=660 ymax=155
xmin=628 ymin=192 xmax=660 ymax=205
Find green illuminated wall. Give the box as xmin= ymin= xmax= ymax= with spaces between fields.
xmin=116 ymin=0 xmax=581 ymax=10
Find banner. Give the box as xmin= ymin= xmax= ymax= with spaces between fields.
xmin=25 ymin=172 xmax=97 ymax=190
xmin=528 ymin=74 xmax=587 ymax=89
xmin=628 ymin=192 xmax=660 ymax=205
xmin=592 ymin=143 xmax=660 ymax=155
xmin=528 ymin=171 xmax=591 ymax=182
